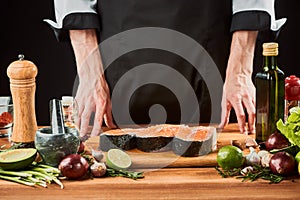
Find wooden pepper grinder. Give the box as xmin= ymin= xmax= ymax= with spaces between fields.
xmin=7 ymin=54 xmax=38 ymax=147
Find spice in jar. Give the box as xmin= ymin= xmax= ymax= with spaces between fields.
xmin=284 ymin=75 xmax=300 ymax=121
xmin=0 ymin=112 xmax=13 ymax=128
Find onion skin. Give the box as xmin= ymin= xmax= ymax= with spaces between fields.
xmin=265 ymin=132 xmax=290 ymax=151
xmin=59 ymin=154 xmax=89 ymax=179
xmin=269 ymin=152 xmax=296 ymax=176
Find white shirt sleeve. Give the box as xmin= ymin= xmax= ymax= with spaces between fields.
xmin=44 ymin=0 xmax=98 ymax=29
xmin=232 ymin=0 xmax=287 ymax=31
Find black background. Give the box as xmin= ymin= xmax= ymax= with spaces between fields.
xmin=0 ymin=0 xmax=299 ymax=125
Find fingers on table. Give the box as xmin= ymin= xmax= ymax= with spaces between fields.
xmin=79 ymin=104 xmax=93 ymax=137
xmin=90 ymin=103 xmax=106 ymax=137
xmin=219 ymin=98 xmax=232 ymax=129
xmin=231 ymin=99 xmax=247 ymax=134
xmin=242 ymin=97 xmax=256 ymax=134
xmin=104 ymin=101 xmax=116 ymax=129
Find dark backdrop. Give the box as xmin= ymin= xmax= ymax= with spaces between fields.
xmin=0 ymin=1 xmax=299 ymax=125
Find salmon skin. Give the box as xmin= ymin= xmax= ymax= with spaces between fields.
xmin=99 ymin=129 xmax=136 ymax=151
xmin=172 ymin=126 xmax=217 ymax=157
xmin=135 ymin=124 xmax=180 ymax=152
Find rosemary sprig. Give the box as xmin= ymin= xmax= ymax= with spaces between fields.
xmin=237 ymin=165 xmax=284 ymax=184
xmin=215 ymin=165 xmax=284 ymax=184
xmin=215 ymin=166 xmax=241 ymax=178
xmin=106 ymin=168 xmax=144 ymax=180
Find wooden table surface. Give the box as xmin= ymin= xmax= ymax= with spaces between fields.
xmin=1 ymin=124 xmax=300 ymax=200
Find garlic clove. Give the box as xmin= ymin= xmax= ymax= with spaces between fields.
xmin=245 ymin=147 xmax=261 ymax=166
xmin=258 ymin=150 xmax=269 ymax=158
xmin=241 ymin=166 xmax=254 ymax=176
xmin=261 ymin=153 xmax=273 ymax=167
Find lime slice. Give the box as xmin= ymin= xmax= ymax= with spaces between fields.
xmin=106 ymin=149 xmax=132 ymax=170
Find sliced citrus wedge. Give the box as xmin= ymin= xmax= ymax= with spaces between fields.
xmin=106 ymin=149 xmax=132 ymax=170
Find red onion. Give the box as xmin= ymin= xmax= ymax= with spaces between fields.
xmin=265 ymin=132 xmax=290 ymax=151
xmin=59 ymin=154 xmax=89 ymax=179
xmin=269 ymin=152 xmax=296 ymax=176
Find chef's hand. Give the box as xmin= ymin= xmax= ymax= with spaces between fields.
xmin=70 ymin=29 xmax=116 ymax=138
xmin=219 ymin=31 xmax=258 ymax=134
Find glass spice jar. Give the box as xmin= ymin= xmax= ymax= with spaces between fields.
xmin=284 ymin=75 xmax=300 ymax=121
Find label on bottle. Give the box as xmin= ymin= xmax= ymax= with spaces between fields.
xmin=255 ymin=70 xmax=284 ymax=143
xmin=256 ymin=112 xmax=268 ymax=142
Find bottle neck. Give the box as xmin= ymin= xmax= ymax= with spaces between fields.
xmin=263 ymin=55 xmax=278 ymax=70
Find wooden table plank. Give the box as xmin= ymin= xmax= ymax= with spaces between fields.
xmin=0 ymin=124 xmax=299 ymax=200
xmin=0 ymin=168 xmax=299 ymax=199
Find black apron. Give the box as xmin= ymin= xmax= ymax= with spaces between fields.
xmin=97 ymin=0 xmax=232 ymax=125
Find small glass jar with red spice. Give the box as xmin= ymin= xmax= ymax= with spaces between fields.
xmin=285 ymin=75 xmax=300 ymax=121
xmin=0 ymin=96 xmax=13 ymax=138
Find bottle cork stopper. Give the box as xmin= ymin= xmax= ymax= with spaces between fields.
xmin=262 ymin=42 xmax=279 ymax=56
xmin=62 ymin=96 xmax=74 ymax=105
xmin=7 ymin=54 xmax=38 ymax=143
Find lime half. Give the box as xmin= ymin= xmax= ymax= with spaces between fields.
xmin=0 ymin=148 xmax=37 ymax=170
xmin=106 ymin=149 xmax=132 ymax=170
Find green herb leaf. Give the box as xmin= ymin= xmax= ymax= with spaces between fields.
xmin=290 ymin=106 xmax=300 ymax=115
xmin=215 ymin=166 xmax=240 ymax=178
xmin=277 ymin=109 xmax=300 ymax=148
xmin=215 ymin=165 xmax=284 ymax=184
xmin=237 ymin=165 xmax=284 ymax=184
xmin=106 ymin=168 xmax=144 ymax=180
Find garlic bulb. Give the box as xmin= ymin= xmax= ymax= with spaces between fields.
xmin=245 ymin=147 xmax=261 ymax=166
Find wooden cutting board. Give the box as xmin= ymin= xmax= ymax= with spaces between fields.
xmin=85 ymin=124 xmax=254 ymax=168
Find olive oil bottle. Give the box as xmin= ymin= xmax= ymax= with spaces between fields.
xmin=255 ymin=42 xmax=285 ymax=144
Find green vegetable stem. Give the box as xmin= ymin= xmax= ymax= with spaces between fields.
xmin=0 ymin=162 xmax=64 ymax=189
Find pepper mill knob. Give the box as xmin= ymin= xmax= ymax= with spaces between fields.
xmin=18 ymin=54 xmax=25 ymax=61
xmin=7 ymin=55 xmax=38 ymax=144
